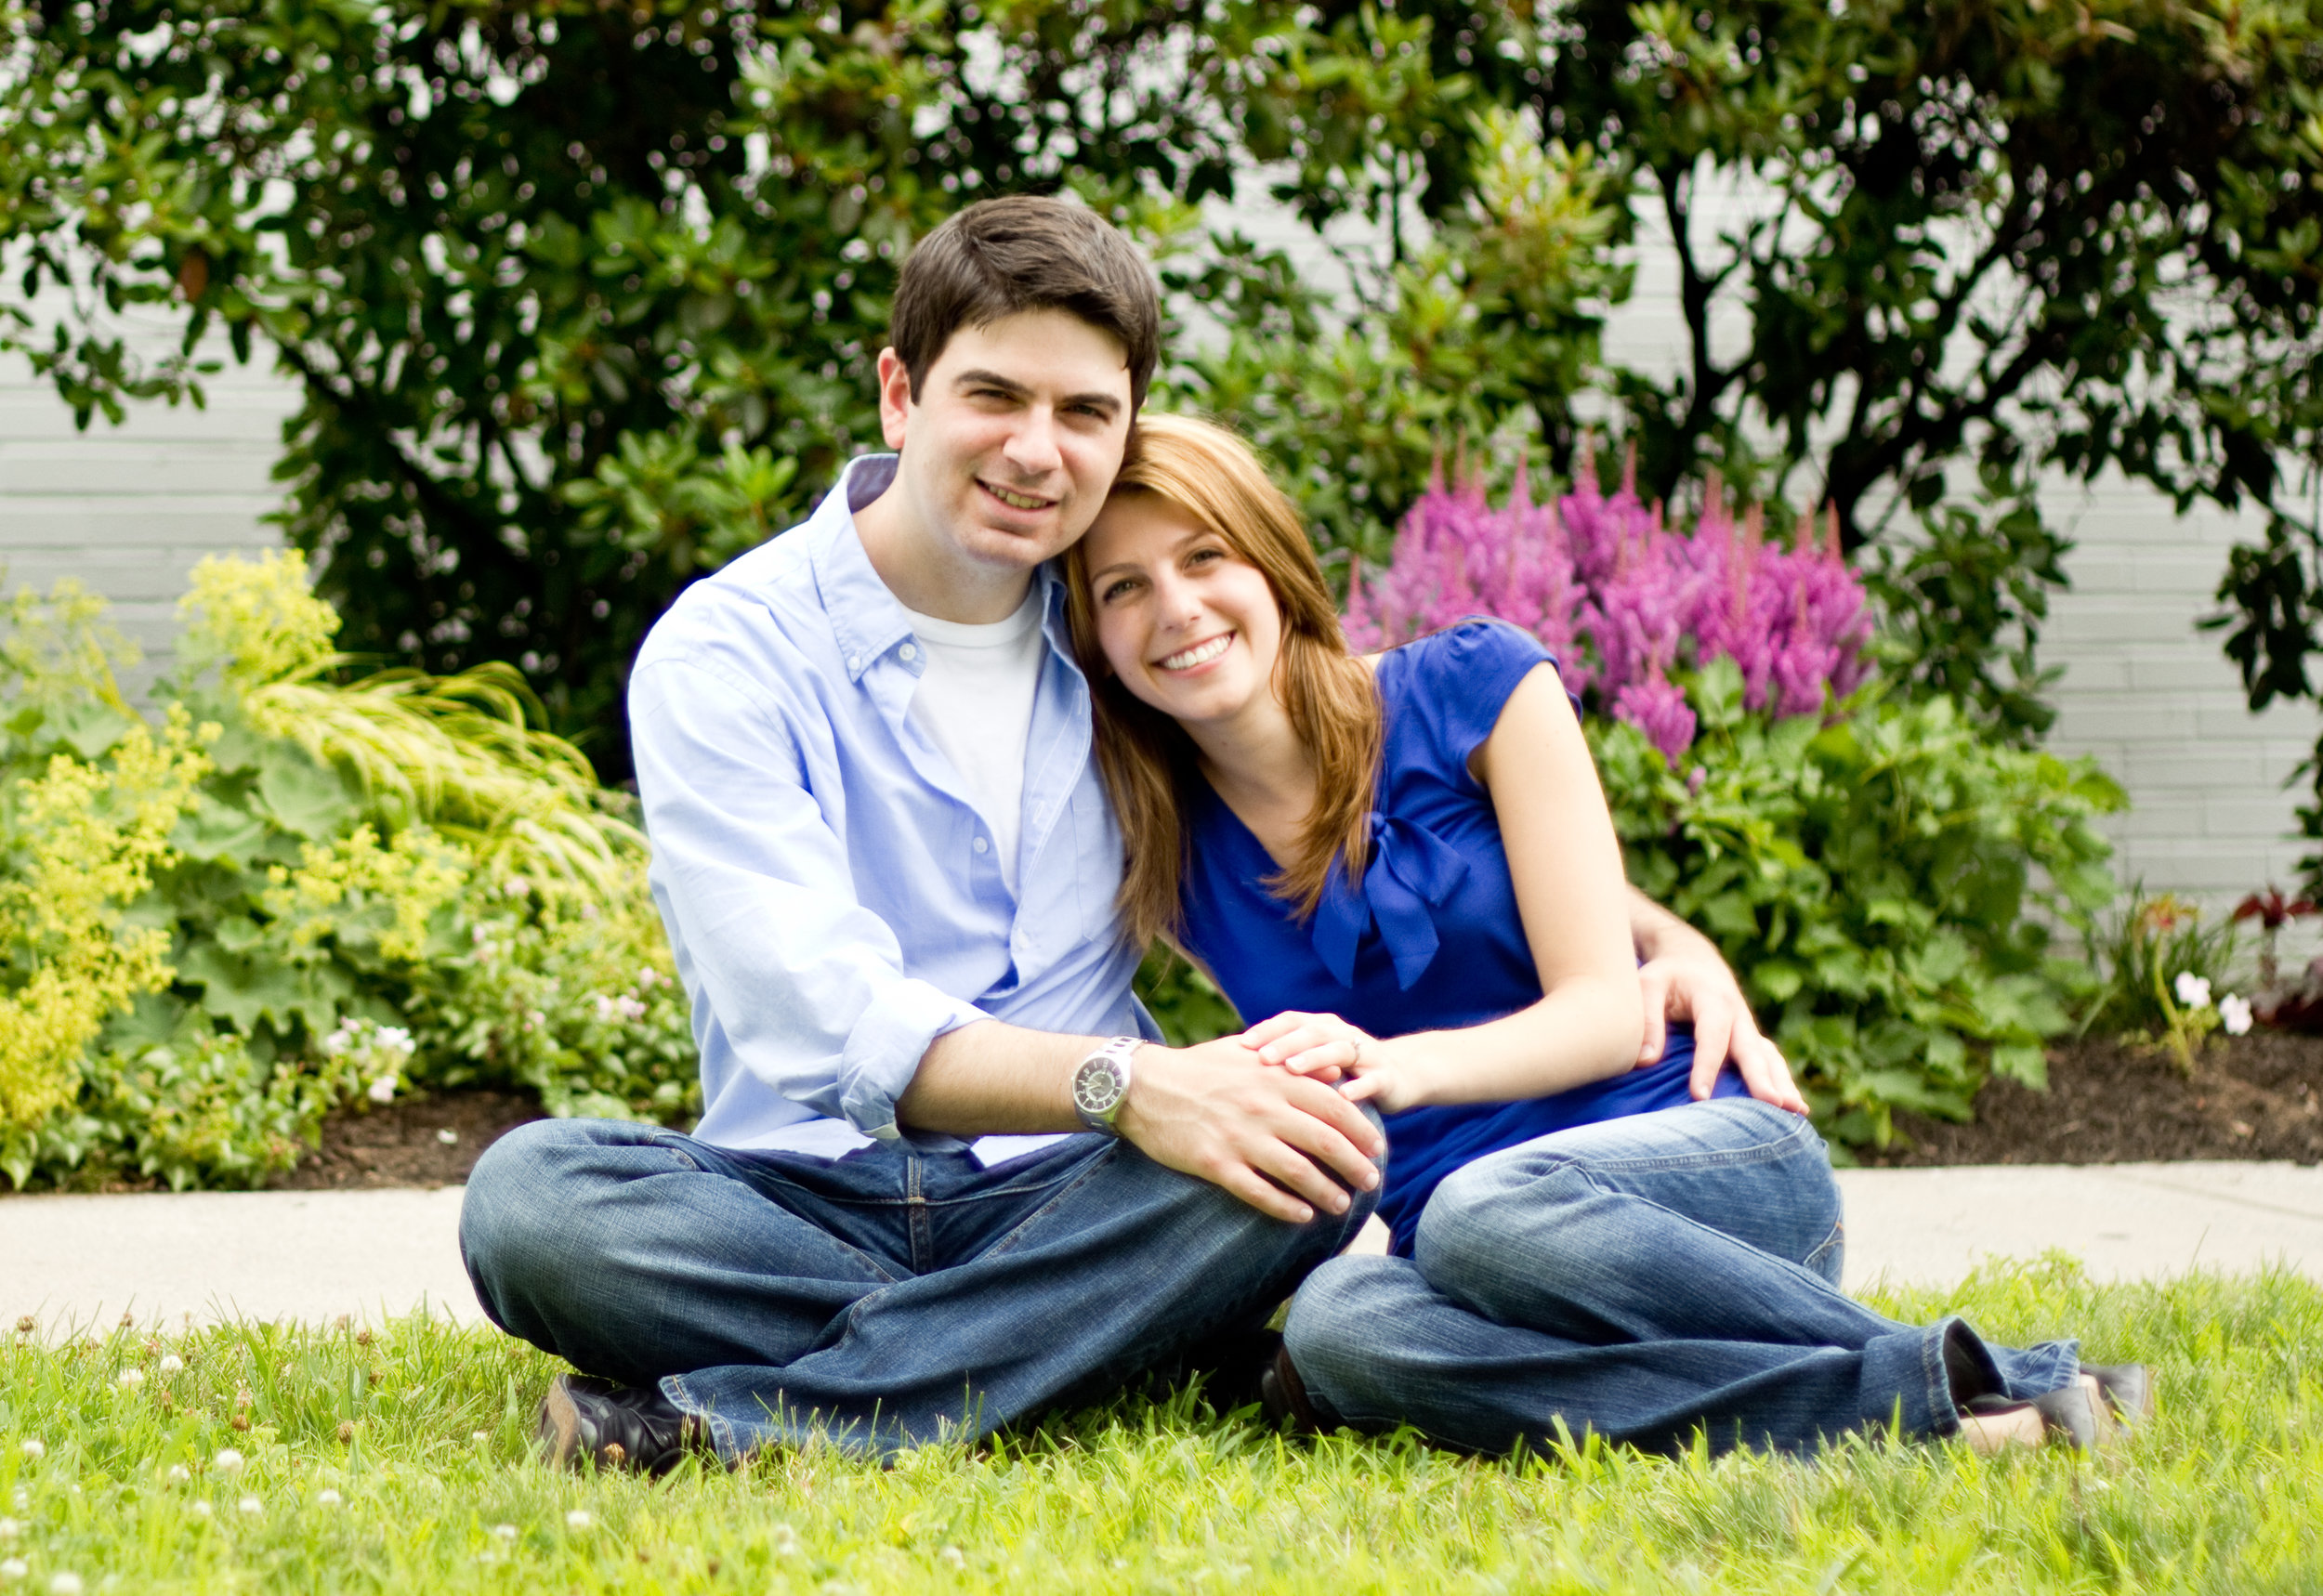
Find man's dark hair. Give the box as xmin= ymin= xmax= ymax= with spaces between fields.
xmin=891 ymin=196 xmax=1161 ymax=409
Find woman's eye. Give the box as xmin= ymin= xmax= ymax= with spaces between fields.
xmin=1100 ymin=578 xmax=1136 ymax=603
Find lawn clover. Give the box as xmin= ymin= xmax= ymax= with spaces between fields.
xmin=213 ymin=1449 xmax=244 ymax=1474
xmin=0 ymin=1559 xmax=20 ymax=1583
xmin=315 ymin=1490 xmax=342 ymax=1507
xmin=16 ymin=1443 xmax=40 ymax=1461
xmin=238 ymin=1498 xmax=262 ymax=1516
xmin=491 ymin=1524 xmax=518 ymax=1540
xmin=190 ymin=1502 xmax=213 ymax=1519
xmin=2221 ymin=992 xmax=2255 ymax=1035
xmin=116 ymin=1368 xmax=145 ymax=1390
xmin=2174 ymin=971 xmax=2213 ymax=1009
xmin=469 ymin=1432 xmax=488 ymax=1444
xmin=166 ymin=1466 xmax=190 ymax=1485
xmin=0 ymin=1520 xmax=17 ymax=1540
xmin=565 ymin=1511 xmax=592 ymax=1529
xmin=47 ymin=1573 xmax=81 ymax=1596
xmin=157 ymin=1354 xmax=184 ymax=1376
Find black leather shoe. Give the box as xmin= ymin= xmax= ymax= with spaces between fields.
xmin=1963 ymin=1379 xmax=2102 ymax=1451
xmin=1259 ymin=1345 xmax=1321 ymax=1435
xmin=536 ymin=1373 xmax=707 ymax=1474
xmin=2081 ymin=1363 xmax=2155 ymax=1428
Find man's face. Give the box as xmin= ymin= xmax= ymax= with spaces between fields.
xmin=877 ymin=308 xmax=1135 ymax=579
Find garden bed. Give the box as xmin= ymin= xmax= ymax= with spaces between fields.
xmin=1870 ymin=1031 xmax=2323 ymax=1167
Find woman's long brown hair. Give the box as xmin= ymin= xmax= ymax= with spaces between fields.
xmin=1064 ymin=412 xmax=1382 ymax=949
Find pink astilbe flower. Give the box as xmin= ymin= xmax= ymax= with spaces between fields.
xmin=1346 ymin=449 xmax=1872 ymax=761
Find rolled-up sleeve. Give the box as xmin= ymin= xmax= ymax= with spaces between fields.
xmin=630 ymin=656 xmax=986 ymax=1141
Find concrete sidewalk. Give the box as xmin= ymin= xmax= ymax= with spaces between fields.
xmin=6 ymin=1162 xmax=2323 ymax=1333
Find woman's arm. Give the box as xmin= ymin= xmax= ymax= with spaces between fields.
xmin=1247 ymin=663 xmax=1643 ymax=1113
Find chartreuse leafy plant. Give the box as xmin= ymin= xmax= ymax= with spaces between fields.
xmin=0 ymin=1261 xmax=2316 ymax=1592
xmin=1597 ymin=661 xmax=2122 ymax=1157
xmin=0 ymin=556 xmax=695 ymax=1192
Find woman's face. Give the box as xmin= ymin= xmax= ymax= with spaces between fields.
xmin=1081 ymin=493 xmax=1285 ymax=733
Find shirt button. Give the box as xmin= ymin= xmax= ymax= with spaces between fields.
xmin=972 ymin=837 xmax=990 ymax=854
xmin=899 ymin=643 xmax=918 ymax=661
xmin=847 ymin=654 xmax=861 ymax=672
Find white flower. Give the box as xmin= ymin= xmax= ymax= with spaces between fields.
xmin=503 ymin=876 xmax=531 ymax=898
xmin=564 ymin=1510 xmax=592 ymax=1529
xmin=2174 ymin=971 xmax=2213 ymax=1009
xmin=157 ymin=1354 xmax=183 ymax=1376
xmin=637 ymin=966 xmax=663 ymax=989
xmin=939 ymin=1545 xmax=965 ymax=1569
xmin=238 ymin=1498 xmax=261 ymax=1516
xmin=491 ymin=1524 xmax=518 ymax=1540
xmin=116 ymin=1368 xmax=145 ymax=1390
xmin=0 ymin=1559 xmax=21 ymax=1583
xmin=471 ymin=924 xmax=492 ymax=946
xmin=165 ymin=1466 xmax=190 ymax=1485
xmin=0 ymin=1521 xmax=17 ymax=1541
xmin=316 ymin=1489 xmax=342 ymax=1507
xmin=14 ymin=1443 xmax=36 ymax=1460
xmin=375 ymin=1027 xmax=414 ymax=1057
xmin=190 ymin=1501 xmax=213 ymax=1519
xmin=366 ymin=1074 xmax=399 ymax=1105
xmin=48 ymin=1576 xmax=80 ymax=1596
xmin=213 ymin=1449 xmax=243 ymax=1474
xmin=469 ymin=1432 xmax=488 ymax=1444
xmin=321 ymin=1021 xmax=359 ymax=1057
xmin=2221 ymin=992 xmax=2254 ymax=1035
xmin=436 ymin=1129 xmax=458 ymax=1145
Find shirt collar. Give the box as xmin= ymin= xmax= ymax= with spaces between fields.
xmin=807 ymin=452 xmax=1076 ymax=686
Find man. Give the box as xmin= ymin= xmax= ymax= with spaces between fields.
xmin=460 ymin=195 xmax=1798 ymax=1471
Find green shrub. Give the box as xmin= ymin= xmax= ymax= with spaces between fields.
xmin=0 ymin=557 xmax=693 ymax=1191
xmin=1597 ymin=660 xmax=2122 ymax=1157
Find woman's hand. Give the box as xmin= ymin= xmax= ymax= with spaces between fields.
xmin=1241 ymin=1011 xmax=1429 ymax=1116
xmin=1635 ymin=935 xmax=1809 ymax=1117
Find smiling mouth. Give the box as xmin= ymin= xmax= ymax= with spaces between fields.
xmin=1158 ymin=634 xmax=1233 ymax=672
xmin=979 ymin=479 xmax=1056 ymax=513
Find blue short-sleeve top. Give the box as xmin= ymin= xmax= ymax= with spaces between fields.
xmin=1175 ymin=620 xmax=1738 ymax=1254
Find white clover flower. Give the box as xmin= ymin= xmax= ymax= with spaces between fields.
xmin=190 ymin=1501 xmax=213 ymax=1519
xmin=166 ymin=1466 xmax=190 ymax=1485
xmin=2174 ymin=971 xmax=2213 ymax=1009
xmin=14 ymin=1443 xmax=36 ymax=1460
xmin=366 ymin=1074 xmax=399 ymax=1105
xmin=469 ymin=1432 xmax=488 ymax=1444
xmin=491 ymin=1524 xmax=518 ymax=1540
xmin=116 ymin=1368 xmax=145 ymax=1390
xmin=315 ymin=1489 xmax=342 ymax=1507
xmin=0 ymin=1559 xmax=21 ymax=1583
xmin=213 ymin=1449 xmax=243 ymax=1474
xmin=2221 ymin=992 xmax=2254 ymax=1035
xmin=939 ymin=1545 xmax=965 ymax=1569
xmin=0 ymin=1520 xmax=17 ymax=1540
xmin=564 ymin=1510 xmax=592 ymax=1529
xmin=238 ymin=1498 xmax=261 ymax=1516
xmin=157 ymin=1354 xmax=184 ymax=1376
xmin=48 ymin=1576 xmax=80 ymax=1596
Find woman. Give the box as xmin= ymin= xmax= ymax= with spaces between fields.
xmin=1065 ymin=412 xmax=2148 ymax=1458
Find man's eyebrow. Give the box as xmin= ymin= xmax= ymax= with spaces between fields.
xmin=951 ymin=368 xmax=1123 ymax=417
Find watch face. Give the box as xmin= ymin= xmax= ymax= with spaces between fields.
xmin=1074 ymin=1057 xmax=1126 ymax=1119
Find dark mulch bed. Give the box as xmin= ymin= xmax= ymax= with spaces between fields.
xmin=1867 ymin=1030 xmax=2323 ymax=1167
xmin=269 ymin=1090 xmax=549 ymax=1190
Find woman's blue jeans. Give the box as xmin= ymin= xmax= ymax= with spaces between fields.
xmin=459 ymin=1119 xmax=1379 ymax=1461
xmin=1285 ymin=1097 xmax=2080 ymax=1455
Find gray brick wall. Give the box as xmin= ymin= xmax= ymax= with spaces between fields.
xmin=0 ymin=319 xmax=301 ymax=699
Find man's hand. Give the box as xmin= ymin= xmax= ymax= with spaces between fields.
xmin=1635 ymin=933 xmax=1808 ymax=1116
xmin=1117 ymin=1036 xmax=1384 ymax=1224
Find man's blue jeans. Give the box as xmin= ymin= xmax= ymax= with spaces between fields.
xmin=460 ymin=1119 xmax=1379 ymax=1460
xmin=1285 ymin=1097 xmax=2080 ymax=1455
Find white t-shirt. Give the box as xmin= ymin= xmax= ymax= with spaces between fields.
xmin=900 ymin=587 xmax=1046 ymax=896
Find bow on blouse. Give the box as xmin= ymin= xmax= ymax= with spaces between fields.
xmin=1310 ymin=813 xmax=1472 ymax=989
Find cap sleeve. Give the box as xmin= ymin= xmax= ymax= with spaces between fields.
xmin=1382 ymin=619 xmax=1569 ymax=785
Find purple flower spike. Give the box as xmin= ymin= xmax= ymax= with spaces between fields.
xmin=1345 ymin=455 xmax=1872 ymax=761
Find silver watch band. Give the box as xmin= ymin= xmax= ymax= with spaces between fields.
xmin=1072 ymin=1035 xmax=1141 ymax=1134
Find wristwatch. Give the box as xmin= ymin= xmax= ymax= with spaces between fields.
xmin=1071 ymin=1036 xmax=1141 ymax=1134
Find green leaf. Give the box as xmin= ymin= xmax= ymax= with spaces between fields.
xmin=255 ymin=741 xmax=358 ymax=839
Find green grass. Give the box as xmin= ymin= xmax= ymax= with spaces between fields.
xmin=3 ymin=1256 xmax=2320 ymax=1593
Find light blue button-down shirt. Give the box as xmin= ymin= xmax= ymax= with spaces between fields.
xmin=628 ymin=454 xmax=1150 ymax=1161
